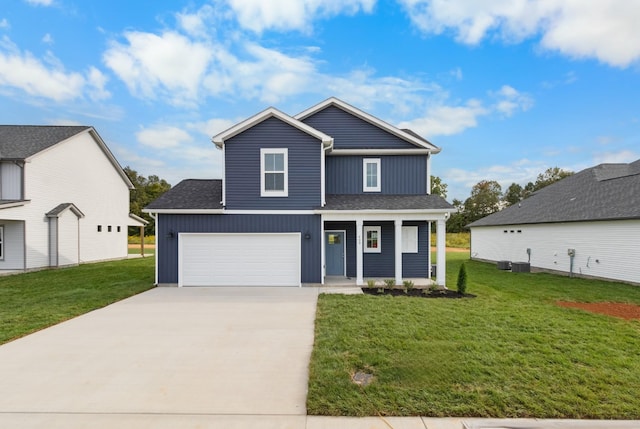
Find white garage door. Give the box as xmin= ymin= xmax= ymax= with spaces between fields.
xmin=179 ymin=233 xmax=301 ymax=287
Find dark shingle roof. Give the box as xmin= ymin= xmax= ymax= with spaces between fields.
xmin=0 ymin=125 xmax=90 ymax=159
xmin=145 ymin=179 xmax=223 ymax=210
xmin=45 ymin=203 xmax=85 ymax=218
xmin=322 ymin=194 xmax=454 ymax=210
xmin=468 ymin=160 xmax=640 ymax=227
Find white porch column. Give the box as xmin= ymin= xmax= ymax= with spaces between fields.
xmin=394 ymin=219 xmax=402 ymax=285
xmin=436 ymin=218 xmax=446 ymax=287
xmin=356 ymin=218 xmax=364 ymax=285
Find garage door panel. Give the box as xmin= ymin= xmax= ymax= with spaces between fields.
xmin=179 ymin=233 xmax=300 ymax=287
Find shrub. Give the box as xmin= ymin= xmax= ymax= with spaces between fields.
xmin=403 ymin=280 xmax=414 ymax=290
xmin=456 ymin=263 xmax=468 ymax=294
xmin=366 ymin=279 xmax=376 ymax=288
xmin=384 ymin=279 xmax=395 ymax=288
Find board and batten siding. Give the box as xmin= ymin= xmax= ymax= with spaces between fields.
xmin=471 ymin=219 xmax=640 ymax=284
xmin=224 ymin=117 xmax=322 ymax=210
xmin=326 ymin=155 xmax=427 ymax=194
xmin=0 ymin=162 xmax=23 ymax=200
xmin=301 ymin=105 xmax=416 ymax=150
xmin=56 ymin=209 xmax=80 ymax=266
xmin=325 ymin=220 xmax=429 ymax=278
xmin=156 ymin=213 xmax=321 ymax=284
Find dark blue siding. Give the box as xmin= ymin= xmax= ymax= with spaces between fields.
xmin=402 ymin=222 xmax=430 ymax=278
xmin=301 ymin=105 xmax=417 ymax=149
xmin=325 ymin=221 xmax=430 ymax=278
xmin=225 ymin=117 xmax=321 ymax=209
xmin=157 ymin=214 xmax=321 ymax=284
xmin=326 ymin=155 xmax=427 ymax=194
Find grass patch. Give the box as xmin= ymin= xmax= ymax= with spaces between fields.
xmin=0 ymin=257 xmax=155 ymax=345
xmin=431 ymin=232 xmax=470 ymax=248
xmin=128 ymin=235 xmax=156 ymax=245
xmin=127 ymin=247 xmax=155 ymax=255
xmin=307 ymin=252 xmax=640 ymax=418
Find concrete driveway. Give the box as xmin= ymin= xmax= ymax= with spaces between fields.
xmin=0 ymin=287 xmax=319 ymax=427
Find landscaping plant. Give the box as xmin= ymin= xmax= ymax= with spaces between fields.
xmin=456 ymin=262 xmax=468 ymax=294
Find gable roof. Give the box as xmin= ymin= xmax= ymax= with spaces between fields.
xmin=144 ymin=179 xmax=223 ymax=212
xmin=294 ymin=97 xmax=441 ymax=153
xmin=0 ymin=125 xmax=90 ymax=159
xmin=0 ymin=125 xmax=134 ymax=189
xmin=46 ymin=202 xmax=85 ymax=218
xmin=212 ymin=107 xmax=333 ymax=148
xmin=468 ymin=160 xmax=640 ymax=227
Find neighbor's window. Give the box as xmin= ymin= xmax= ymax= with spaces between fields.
xmin=363 ymin=226 xmax=381 ymax=253
xmin=108 ymin=225 xmax=112 ymax=232
xmin=402 ymin=226 xmax=418 ymax=253
xmin=117 ymin=226 xmax=121 ymax=232
xmin=261 ymin=148 xmax=288 ymax=197
xmin=97 ymin=225 xmax=102 ymax=232
xmin=363 ymin=158 xmax=381 ymax=192
xmin=0 ymin=225 xmax=4 ymax=260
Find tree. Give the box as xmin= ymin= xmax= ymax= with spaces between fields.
xmin=463 ymin=180 xmax=502 ymax=224
xmin=446 ymin=198 xmax=467 ymax=233
xmin=503 ymin=182 xmax=523 ymax=206
xmin=430 ymin=175 xmax=447 ymax=198
xmin=532 ymin=167 xmax=573 ymax=192
xmin=125 ymin=166 xmax=171 ymax=236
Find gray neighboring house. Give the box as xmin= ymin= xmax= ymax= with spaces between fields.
xmin=145 ymin=97 xmax=455 ymax=287
xmin=468 ymin=159 xmax=640 ymax=284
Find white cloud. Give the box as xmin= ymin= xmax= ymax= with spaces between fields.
xmin=0 ymin=36 xmax=90 ymax=101
xmin=492 ymin=85 xmax=533 ymax=117
xmin=400 ymin=0 xmax=640 ymax=68
xmin=24 ymin=0 xmax=54 ymax=5
xmin=188 ymin=118 xmax=237 ymax=138
xmin=86 ymin=66 xmax=110 ymax=100
xmin=227 ymin=0 xmax=376 ymax=33
xmin=593 ymin=150 xmax=639 ymax=164
xmin=399 ymin=99 xmax=488 ymax=137
xmin=136 ymin=125 xmax=193 ymax=149
xmin=0 ymin=19 xmax=9 ymax=30
xmin=103 ymin=31 xmax=212 ymax=105
xmin=42 ymin=33 xmax=54 ymax=44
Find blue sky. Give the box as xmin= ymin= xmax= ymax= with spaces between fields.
xmin=2 ymin=0 xmax=639 ymax=201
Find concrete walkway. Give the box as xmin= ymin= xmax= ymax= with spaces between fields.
xmin=1 ymin=286 xmax=638 ymax=428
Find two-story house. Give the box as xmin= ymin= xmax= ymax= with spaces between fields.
xmin=145 ymin=98 xmax=454 ymax=287
xmin=0 ymin=125 xmax=146 ymax=272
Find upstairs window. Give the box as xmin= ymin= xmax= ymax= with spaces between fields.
xmin=261 ymin=148 xmax=288 ymax=197
xmin=363 ymin=158 xmax=381 ymax=192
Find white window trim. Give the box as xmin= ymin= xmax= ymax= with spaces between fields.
xmin=363 ymin=225 xmax=381 ymax=253
xmin=363 ymin=158 xmax=381 ymax=192
xmin=0 ymin=225 xmax=4 ymax=260
xmin=402 ymin=226 xmax=418 ymax=253
xmin=260 ymin=148 xmax=288 ymax=197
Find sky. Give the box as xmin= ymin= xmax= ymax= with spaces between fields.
xmin=2 ymin=0 xmax=639 ymax=201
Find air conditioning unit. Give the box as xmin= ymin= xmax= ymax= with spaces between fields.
xmin=497 ymin=260 xmax=511 ymax=270
xmin=512 ymin=262 xmax=531 ymax=273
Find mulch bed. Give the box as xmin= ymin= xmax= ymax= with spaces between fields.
xmin=361 ymin=288 xmax=475 ymax=299
xmin=556 ymin=301 xmax=640 ymax=320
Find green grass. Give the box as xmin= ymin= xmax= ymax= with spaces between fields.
xmin=127 ymin=247 xmax=155 ymax=255
xmin=430 ymin=232 xmax=470 ymax=248
xmin=128 ymin=235 xmax=156 ymax=245
xmin=307 ymin=252 xmax=640 ymax=418
xmin=0 ymin=257 xmax=155 ymax=345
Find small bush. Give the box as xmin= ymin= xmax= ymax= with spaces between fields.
xmin=366 ymin=279 xmax=376 ymax=288
xmin=384 ymin=279 xmax=395 ymax=288
xmin=457 ymin=263 xmax=468 ymax=294
xmin=403 ymin=280 xmax=414 ymax=290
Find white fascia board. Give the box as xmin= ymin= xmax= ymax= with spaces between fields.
xmin=142 ymin=209 xmax=224 ymax=214
xmin=212 ymin=107 xmax=333 ymax=148
xmin=223 ymin=210 xmax=316 ymax=215
xmin=317 ymin=209 xmax=455 ymax=222
xmin=331 ymin=149 xmax=432 ymax=156
xmin=295 ymin=97 xmax=441 ymax=153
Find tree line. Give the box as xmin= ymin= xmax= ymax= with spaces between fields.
xmin=125 ymin=166 xmax=172 ymax=236
xmin=431 ymin=167 xmax=574 ymax=233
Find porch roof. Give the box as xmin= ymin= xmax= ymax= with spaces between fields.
xmin=320 ymin=194 xmax=454 ymax=211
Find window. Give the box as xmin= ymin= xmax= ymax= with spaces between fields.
xmin=363 ymin=226 xmax=381 ymax=253
xmin=0 ymin=225 xmax=4 ymax=260
xmin=363 ymin=158 xmax=381 ymax=192
xmin=97 ymin=225 xmax=102 ymax=232
xmin=402 ymin=226 xmax=418 ymax=253
xmin=117 ymin=226 xmax=121 ymax=232
xmin=261 ymin=148 xmax=288 ymax=197
xmin=108 ymin=225 xmax=112 ymax=232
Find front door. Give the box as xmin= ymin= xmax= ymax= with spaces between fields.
xmin=325 ymin=231 xmax=345 ymax=276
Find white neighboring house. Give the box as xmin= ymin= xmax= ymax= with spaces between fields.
xmin=0 ymin=125 xmax=146 ymax=271
xmin=468 ymin=160 xmax=640 ymax=285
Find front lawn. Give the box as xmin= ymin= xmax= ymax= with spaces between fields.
xmin=308 ymin=252 xmax=640 ymax=418
xmin=0 ymin=257 xmax=155 ymax=345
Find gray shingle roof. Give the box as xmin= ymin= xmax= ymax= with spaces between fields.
xmin=0 ymin=125 xmax=90 ymax=159
xmin=45 ymin=203 xmax=85 ymax=218
xmin=322 ymin=194 xmax=454 ymax=210
xmin=468 ymin=160 xmax=640 ymax=227
xmin=145 ymin=179 xmax=223 ymax=210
